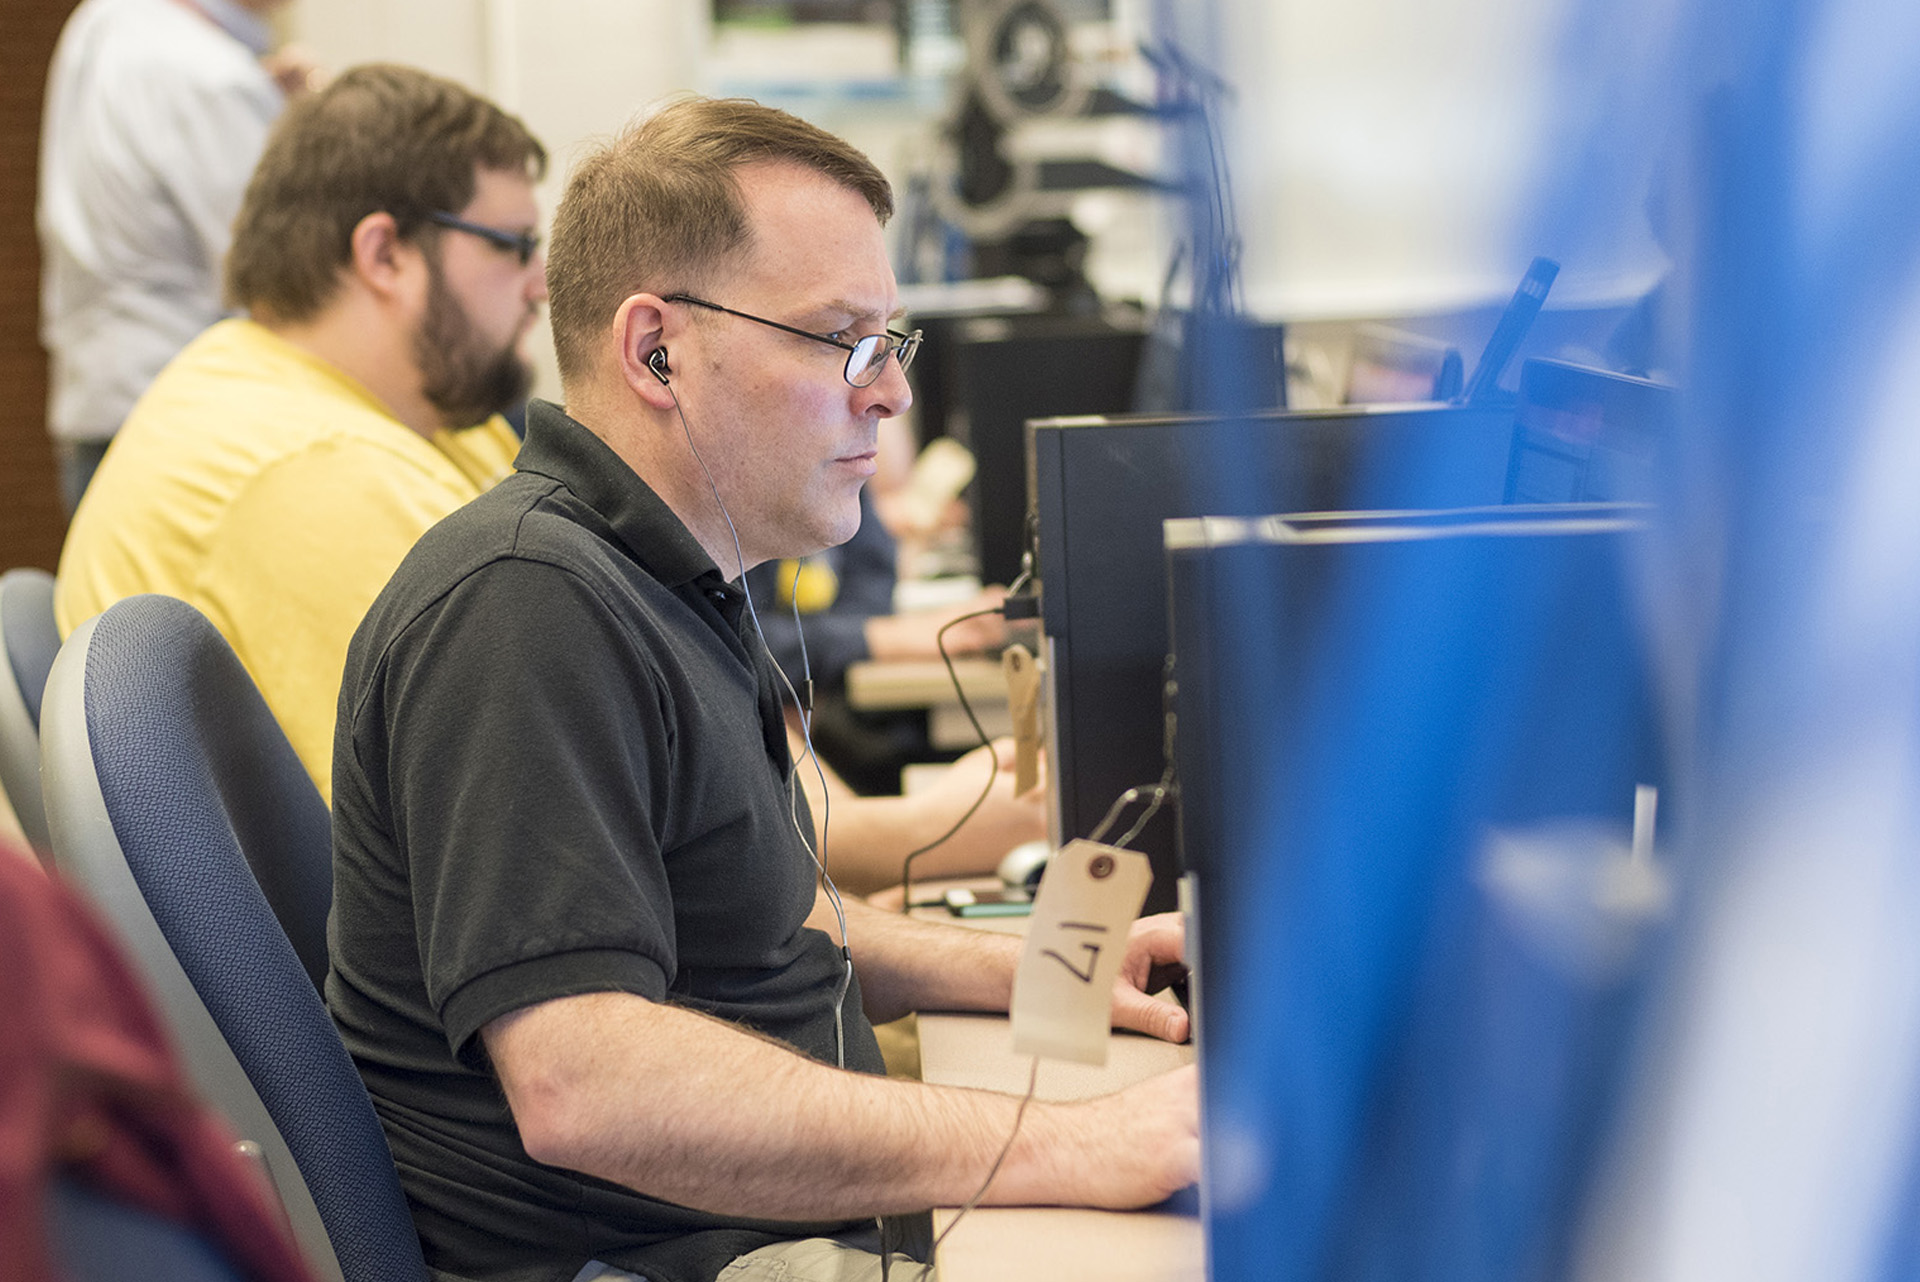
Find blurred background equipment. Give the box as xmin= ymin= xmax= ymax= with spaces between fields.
xmin=930 ymin=0 xmax=1164 ymax=305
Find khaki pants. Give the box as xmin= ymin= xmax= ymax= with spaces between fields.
xmin=572 ymin=1232 xmax=933 ymax=1282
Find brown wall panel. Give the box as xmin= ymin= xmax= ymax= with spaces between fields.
xmin=1 ymin=0 xmax=79 ymax=573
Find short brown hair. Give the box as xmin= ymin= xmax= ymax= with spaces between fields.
xmin=546 ymin=96 xmax=893 ymax=385
xmin=226 ymin=63 xmax=546 ymax=322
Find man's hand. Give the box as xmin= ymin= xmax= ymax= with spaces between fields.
xmin=998 ymin=1064 xmax=1200 ymax=1209
xmin=487 ymin=989 xmax=1197 ymax=1218
xmin=1110 ymin=913 xmax=1190 ymax=1044
xmin=863 ymin=587 xmax=1009 ymax=661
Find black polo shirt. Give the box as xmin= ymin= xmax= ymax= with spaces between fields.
xmin=327 ymin=399 xmax=884 ymax=1282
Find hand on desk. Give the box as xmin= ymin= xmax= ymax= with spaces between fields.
xmin=1000 ymin=1064 xmax=1201 ymax=1209
xmin=1017 ymin=922 xmax=1197 ymax=1211
xmin=1112 ymin=913 xmax=1191 ymax=1045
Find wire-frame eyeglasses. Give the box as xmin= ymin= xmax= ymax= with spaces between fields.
xmin=664 ymin=294 xmax=921 ymax=388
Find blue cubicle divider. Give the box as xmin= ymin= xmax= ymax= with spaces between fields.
xmin=1171 ymin=510 xmax=1665 ymax=1282
xmin=1172 ymin=0 xmax=1920 ymax=1277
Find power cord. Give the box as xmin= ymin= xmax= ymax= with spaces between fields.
xmin=899 ymin=1055 xmax=1041 ymax=1281
xmin=1086 ymin=652 xmax=1180 ymax=853
xmin=1087 ymin=778 xmax=1171 ymax=850
xmin=897 ymin=604 xmax=1007 ymax=914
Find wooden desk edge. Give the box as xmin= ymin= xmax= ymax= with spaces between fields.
xmin=845 ymin=658 xmax=1008 ymax=710
xmin=914 ymin=1012 xmax=1200 ymax=1281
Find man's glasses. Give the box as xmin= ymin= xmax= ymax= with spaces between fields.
xmin=427 ymin=211 xmax=541 ymax=267
xmin=665 ymin=294 xmax=921 ymax=388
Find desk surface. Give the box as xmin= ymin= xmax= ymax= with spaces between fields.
xmin=913 ymin=898 xmax=1202 ymax=1282
xmin=845 ymin=657 xmax=1014 ymax=752
xmin=844 ymin=657 xmax=1006 ymax=711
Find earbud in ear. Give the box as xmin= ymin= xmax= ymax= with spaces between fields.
xmin=648 ymin=347 xmax=672 ymax=385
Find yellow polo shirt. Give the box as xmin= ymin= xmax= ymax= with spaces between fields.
xmin=56 ymin=318 xmax=520 ymax=801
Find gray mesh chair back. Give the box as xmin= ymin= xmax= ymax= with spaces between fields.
xmin=0 ymin=568 xmax=58 ymax=857
xmin=39 ymin=595 xmax=427 ymax=1282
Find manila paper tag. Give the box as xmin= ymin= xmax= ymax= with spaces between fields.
xmin=1001 ymin=644 xmax=1042 ymax=796
xmin=1010 ymin=839 xmax=1152 ymax=1066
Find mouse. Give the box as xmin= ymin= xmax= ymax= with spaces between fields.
xmin=996 ymin=839 xmax=1051 ymax=893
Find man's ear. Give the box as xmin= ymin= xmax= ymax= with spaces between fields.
xmin=347 ymin=211 xmax=419 ymax=301
xmin=613 ymin=293 xmax=677 ymax=410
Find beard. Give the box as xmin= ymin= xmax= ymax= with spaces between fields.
xmin=413 ymin=258 xmax=533 ymax=429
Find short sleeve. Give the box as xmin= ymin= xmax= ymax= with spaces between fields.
xmin=356 ymin=556 xmax=682 ymax=1061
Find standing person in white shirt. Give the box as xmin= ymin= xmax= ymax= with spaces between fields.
xmin=37 ymin=0 xmax=310 ymax=512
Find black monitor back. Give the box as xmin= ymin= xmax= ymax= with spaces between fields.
xmin=1032 ymin=404 xmax=1520 ymax=912
xmin=948 ymin=313 xmax=1148 ymax=585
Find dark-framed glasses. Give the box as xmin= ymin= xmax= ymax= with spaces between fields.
xmin=427 ymin=211 xmax=541 ymax=267
xmin=665 ymin=293 xmax=921 ymax=388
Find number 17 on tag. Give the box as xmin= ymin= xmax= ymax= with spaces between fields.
xmin=1009 ymin=839 xmax=1153 ymax=1065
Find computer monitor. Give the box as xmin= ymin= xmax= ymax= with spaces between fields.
xmin=1460 ymin=256 xmax=1559 ymax=404
xmin=1167 ymin=505 xmax=1666 ymax=1281
xmin=1504 ymin=357 xmax=1676 ymax=504
xmin=947 ymin=311 xmax=1149 ymax=586
xmin=1031 ymin=403 xmax=1521 ymax=913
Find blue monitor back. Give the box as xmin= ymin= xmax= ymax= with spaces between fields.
xmin=1031 ymin=404 xmax=1520 ymax=913
xmin=1167 ymin=506 xmax=1667 ymax=1282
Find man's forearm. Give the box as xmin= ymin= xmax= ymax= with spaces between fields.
xmin=815 ymin=892 xmax=1193 ymax=1044
xmin=813 ymin=889 xmax=1022 ymax=1022
xmin=807 ymin=790 xmax=926 ymax=896
xmin=485 ymin=991 xmax=1197 ymax=1221
xmin=798 ymin=740 xmax=1043 ymax=897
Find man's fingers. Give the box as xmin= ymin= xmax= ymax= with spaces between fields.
xmin=1112 ymin=986 xmax=1191 ymax=1044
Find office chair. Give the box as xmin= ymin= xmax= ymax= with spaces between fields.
xmin=0 ymin=567 xmax=59 ymax=858
xmin=39 ymin=594 xmax=427 ymax=1282
xmin=1 ymin=827 xmax=319 ymax=1282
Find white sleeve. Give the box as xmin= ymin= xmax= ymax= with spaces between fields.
xmin=147 ymin=61 xmax=285 ymax=278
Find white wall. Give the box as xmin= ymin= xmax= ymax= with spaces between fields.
xmin=284 ymin=0 xmax=712 ymax=401
xmin=281 ymin=0 xmax=1655 ymax=346
xmin=1208 ymin=0 xmax=1667 ymax=321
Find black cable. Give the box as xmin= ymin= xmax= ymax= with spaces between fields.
xmin=1087 ymin=653 xmax=1179 ymax=852
xmin=914 ymin=1055 xmax=1042 ymax=1278
xmin=897 ymin=605 xmax=1005 ymax=914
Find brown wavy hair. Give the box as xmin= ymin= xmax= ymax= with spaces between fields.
xmin=226 ymin=63 xmax=546 ymax=323
xmin=546 ymin=95 xmax=892 ymax=386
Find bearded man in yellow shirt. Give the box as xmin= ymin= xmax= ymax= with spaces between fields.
xmin=53 ymin=65 xmax=1038 ymax=894
xmin=56 ymin=64 xmax=548 ymax=800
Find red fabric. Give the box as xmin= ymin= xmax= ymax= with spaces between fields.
xmin=0 ymin=839 xmax=319 ymax=1282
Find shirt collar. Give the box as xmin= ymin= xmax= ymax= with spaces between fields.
xmin=191 ymin=0 xmax=274 ymax=56
xmin=515 ymin=399 xmax=726 ymax=593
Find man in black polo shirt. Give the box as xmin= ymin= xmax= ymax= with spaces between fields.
xmin=327 ymin=97 xmax=1197 ymax=1282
